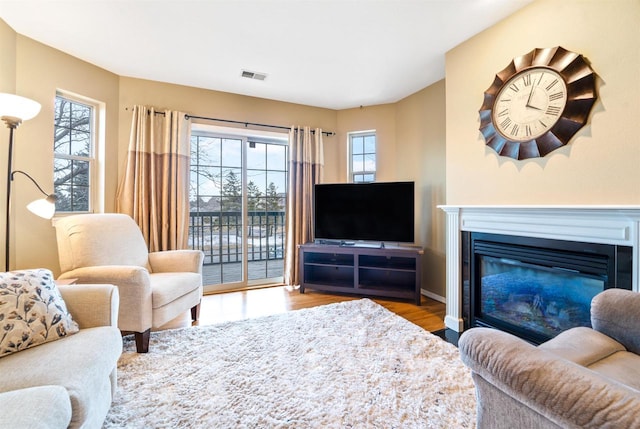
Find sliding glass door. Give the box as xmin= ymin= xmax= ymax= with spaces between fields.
xmin=189 ymin=128 xmax=288 ymax=292
xmin=246 ymin=141 xmax=288 ymax=281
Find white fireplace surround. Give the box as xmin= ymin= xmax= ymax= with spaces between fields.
xmin=438 ymin=205 xmax=640 ymax=332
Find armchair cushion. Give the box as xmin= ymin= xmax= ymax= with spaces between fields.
xmin=151 ymin=272 xmax=201 ymax=309
xmin=539 ymin=326 xmax=625 ymax=366
xmin=589 ymin=350 xmax=640 ymax=391
xmin=0 ymin=269 xmax=79 ymax=358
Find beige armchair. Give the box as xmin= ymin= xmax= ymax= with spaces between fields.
xmin=55 ymin=213 xmax=204 ymax=353
xmin=459 ymin=289 xmax=640 ymax=429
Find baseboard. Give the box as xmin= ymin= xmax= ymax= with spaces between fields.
xmin=421 ymin=289 xmax=445 ymax=303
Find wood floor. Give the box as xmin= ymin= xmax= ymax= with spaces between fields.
xmin=158 ymin=285 xmax=446 ymax=333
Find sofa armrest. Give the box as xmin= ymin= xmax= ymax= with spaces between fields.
xmin=58 ymin=284 xmax=119 ymax=329
xmin=0 ymin=386 xmax=72 ymax=429
xmin=148 ymin=249 xmax=204 ymax=274
xmin=591 ymin=289 xmax=640 ymax=354
xmin=459 ymin=327 xmax=640 ymax=429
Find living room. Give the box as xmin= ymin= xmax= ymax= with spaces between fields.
xmin=1 ymin=0 xmax=637 ymax=300
xmin=0 ymin=0 xmax=639 ymax=427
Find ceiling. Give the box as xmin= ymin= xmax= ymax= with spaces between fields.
xmin=0 ymin=0 xmax=533 ymax=110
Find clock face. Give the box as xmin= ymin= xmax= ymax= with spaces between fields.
xmin=479 ymin=46 xmax=598 ymax=160
xmin=492 ymin=68 xmax=567 ymax=142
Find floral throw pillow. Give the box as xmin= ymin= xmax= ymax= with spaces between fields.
xmin=0 ymin=269 xmax=79 ymax=358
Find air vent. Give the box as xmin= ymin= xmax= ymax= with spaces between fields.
xmin=241 ymin=70 xmax=267 ymax=81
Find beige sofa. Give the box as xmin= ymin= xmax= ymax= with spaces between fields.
xmin=0 ymin=284 xmax=122 ymax=429
xmin=459 ymin=289 xmax=640 ymax=429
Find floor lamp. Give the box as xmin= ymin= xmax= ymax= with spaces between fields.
xmin=1 ymin=93 xmax=56 ymax=272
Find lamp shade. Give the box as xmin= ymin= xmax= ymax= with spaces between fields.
xmin=26 ymin=195 xmax=57 ymax=220
xmin=0 ymin=93 xmax=41 ymax=123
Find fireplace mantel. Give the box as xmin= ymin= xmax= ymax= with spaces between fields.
xmin=438 ymin=205 xmax=640 ymax=332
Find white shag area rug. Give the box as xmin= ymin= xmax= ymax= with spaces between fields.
xmin=104 ymin=299 xmax=476 ymax=429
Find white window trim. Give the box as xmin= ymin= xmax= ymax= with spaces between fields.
xmin=54 ymin=90 xmax=105 ymax=216
xmin=347 ymin=130 xmax=376 ymax=183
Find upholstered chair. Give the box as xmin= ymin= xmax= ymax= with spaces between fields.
xmin=55 ymin=213 xmax=204 ymax=353
xmin=459 ymin=289 xmax=640 ymax=429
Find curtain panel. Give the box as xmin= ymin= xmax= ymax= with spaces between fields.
xmin=116 ymin=106 xmax=191 ymax=252
xmin=284 ymin=126 xmax=324 ymax=286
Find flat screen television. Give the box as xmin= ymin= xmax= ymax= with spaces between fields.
xmin=314 ymin=181 xmax=415 ymax=244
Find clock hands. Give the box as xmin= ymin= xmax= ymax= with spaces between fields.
xmin=526 ymin=85 xmax=535 ymax=106
xmin=525 ymin=72 xmax=545 ymax=110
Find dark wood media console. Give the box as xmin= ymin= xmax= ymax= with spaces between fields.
xmin=298 ymin=243 xmax=423 ymax=305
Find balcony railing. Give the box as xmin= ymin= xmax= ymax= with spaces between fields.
xmin=189 ymin=211 xmax=286 ymax=266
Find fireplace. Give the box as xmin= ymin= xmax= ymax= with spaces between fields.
xmin=462 ymin=232 xmax=632 ymax=344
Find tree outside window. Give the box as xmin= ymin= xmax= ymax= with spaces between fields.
xmin=53 ymin=95 xmax=95 ymax=212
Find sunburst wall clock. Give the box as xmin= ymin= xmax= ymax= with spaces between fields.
xmin=479 ymin=46 xmax=597 ymax=160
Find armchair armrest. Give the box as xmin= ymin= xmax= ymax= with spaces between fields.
xmin=148 ymin=249 xmax=204 ymax=274
xmin=58 ymin=284 xmax=119 ymax=329
xmin=591 ymin=289 xmax=640 ymax=354
xmin=58 ymin=265 xmax=153 ymax=332
xmin=459 ymin=328 xmax=640 ymax=429
xmin=59 ymin=266 xmax=152 ymax=294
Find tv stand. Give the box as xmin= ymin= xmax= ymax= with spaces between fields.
xmin=298 ymin=243 xmax=423 ymax=305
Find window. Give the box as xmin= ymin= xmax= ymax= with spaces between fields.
xmin=53 ymin=93 xmax=98 ymax=212
xmin=349 ymin=131 xmax=376 ymax=183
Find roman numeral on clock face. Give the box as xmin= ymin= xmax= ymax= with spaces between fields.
xmin=546 ymin=79 xmax=559 ymax=91
xmin=549 ymin=92 xmax=564 ymax=101
xmin=546 ymin=105 xmax=562 ymax=116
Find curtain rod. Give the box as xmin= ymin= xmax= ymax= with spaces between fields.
xmin=143 ymin=108 xmax=335 ymax=136
xmin=186 ymin=114 xmax=335 ymax=137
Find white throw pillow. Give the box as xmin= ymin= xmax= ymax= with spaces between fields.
xmin=0 ymin=269 xmax=79 ymax=358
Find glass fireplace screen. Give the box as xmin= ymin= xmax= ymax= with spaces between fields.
xmin=479 ymin=255 xmax=606 ymax=340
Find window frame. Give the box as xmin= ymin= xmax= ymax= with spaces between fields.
xmin=348 ymin=130 xmax=377 ymax=183
xmin=53 ymin=91 xmax=104 ymax=214
xmin=189 ymin=124 xmax=289 ymax=290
